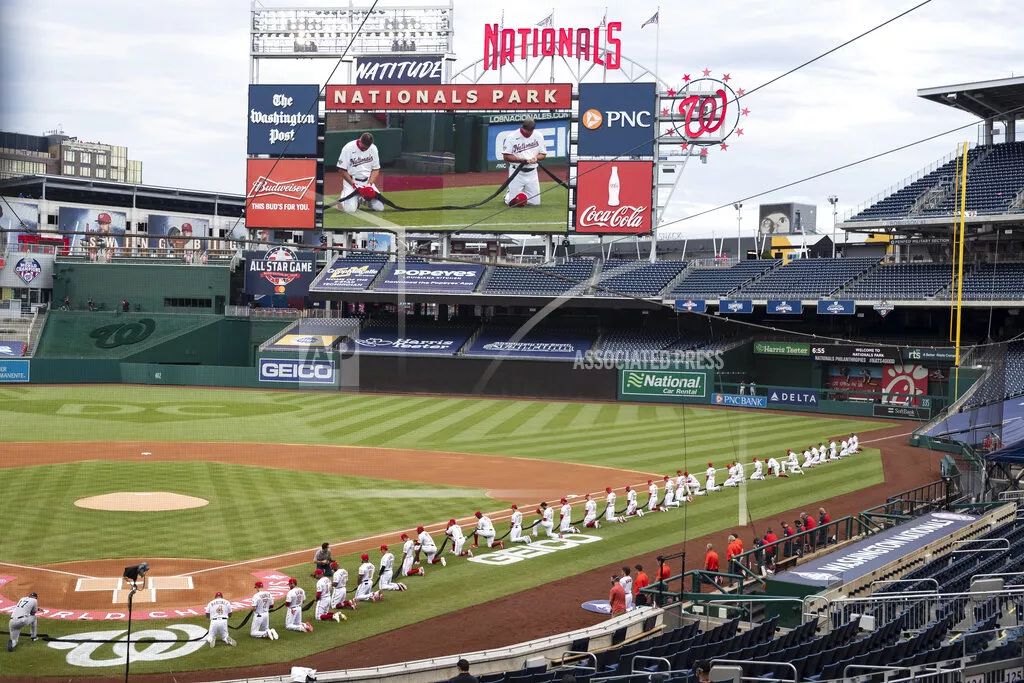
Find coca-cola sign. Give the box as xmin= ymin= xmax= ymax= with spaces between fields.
xmin=245 ymin=159 xmax=318 ymax=230
xmin=574 ymin=161 xmax=653 ymax=234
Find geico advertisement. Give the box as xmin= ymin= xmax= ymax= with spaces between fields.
xmin=258 ymin=359 xmax=336 ymax=384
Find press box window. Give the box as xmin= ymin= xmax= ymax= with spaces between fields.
xmin=164 ymin=298 xmax=212 ymax=308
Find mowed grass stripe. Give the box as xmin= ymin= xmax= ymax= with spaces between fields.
xmin=303 ymin=395 xmax=408 ymax=428
xmin=484 ymin=401 xmax=550 ymax=436
xmin=329 ymin=398 xmax=472 ymax=444
xmin=525 ymin=401 xmax=578 ymax=433
xmin=320 ymin=397 xmax=447 ymax=440
xmin=388 ymin=399 xmax=503 ymax=445
xmin=446 ymin=400 xmax=547 ymax=442
xmin=417 ymin=400 xmax=538 ymax=445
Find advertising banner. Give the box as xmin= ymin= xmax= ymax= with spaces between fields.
xmin=814 ymin=345 xmax=897 ymax=366
xmin=874 ymin=404 xmax=930 ymax=420
xmin=0 ymin=341 xmax=26 ymax=357
xmin=57 ymin=207 xmax=126 ymax=254
xmin=754 ymin=341 xmax=809 ymax=357
xmin=245 ymin=159 xmax=317 ymax=230
xmin=376 ymin=264 xmax=486 ymax=293
xmin=713 ymin=393 xmax=768 ymax=408
xmin=817 ymin=300 xmax=855 ymax=315
xmin=619 ymin=370 xmax=707 ymax=399
xmin=0 ymin=200 xmax=39 ymax=248
xmin=365 ymin=233 xmax=392 ymax=253
xmin=575 ymin=161 xmax=653 ymax=234
xmin=674 ymin=299 xmax=707 ymax=313
xmin=882 ymin=364 xmax=929 ymax=406
xmin=310 ymin=259 xmax=383 ymax=292
xmin=147 ymin=215 xmax=210 ymax=258
xmin=719 ymin=300 xmax=753 ymax=314
xmin=247 ymin=84 xmax=319 ymax=156
xmin=577 ymin=83 xmax=656 ymax=157
xmin=766 ymin=388 xmax=820 ymax=407
xmin=758 ymin=203 xmax=817 ymax=236
xmin=353 ymin=329 xmax=472 ymax=356
xmin=774 ymin=511 xmax=977 ymax=587
xmin=267 ymin=334 xmax=346 ymax=352
xmin=355 ymin=56 xmax=444 ymax=84
xmin=902 ymin=347 xmax=957 ymax=364
xmin=326 ymin=84 xmax=573 ymax=111
xmin=243 ymin=247 xmax=317 ymax=296
xmin=258 ymin=358 xmax=336 ymax=385
xmin=466 ymin=336 xmax=593 ymax=360
xmin=827 ymin=365 xmax=882 ymax=400
xmin=767 ymin=300 xmax=803 ymax=315
xmin=0 ymin=359 xmax=30 ymax=382
xmin=488 ymin=120 xmax=569 ymax=171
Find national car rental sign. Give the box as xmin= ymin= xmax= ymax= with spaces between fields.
xmin=325 ymin=84 xmax=573 ymax=111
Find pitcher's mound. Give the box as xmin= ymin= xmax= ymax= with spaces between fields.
xmin=75 ymin=492 xmax=209 ymax=512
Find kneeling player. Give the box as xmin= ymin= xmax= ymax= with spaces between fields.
xmin=501 ymin=117 xmax=547 ymax=208
xmin=446 ymin=519 xmax=473 ymax=557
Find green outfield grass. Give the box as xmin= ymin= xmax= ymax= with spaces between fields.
xmin=0 ymin=448 xmax=883 ymax=676
xmin=323 ymin=182 xmax=568 ymax=232
xmin=0 ymin=384 xmax=893 ymax=675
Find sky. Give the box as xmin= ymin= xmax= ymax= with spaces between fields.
xmin=1 ymin=0 xmax=1022 ymax=236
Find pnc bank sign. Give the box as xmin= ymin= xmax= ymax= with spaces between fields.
xmin=483 ymin=23 xmax=622 ymax=71
xmin=577 ymin=83 xmax=656 ymax=157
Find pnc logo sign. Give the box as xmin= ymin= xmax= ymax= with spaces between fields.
xmin=577 ymin=83 xmax=656 ymax=156
xmin=582 ymin=108 xmax=652 ymax=130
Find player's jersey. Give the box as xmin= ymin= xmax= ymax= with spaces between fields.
xmin=706 ymin=466 xmax=717 ymax=480
xmin=337 ymin=140 xmax=381 ymax=181
xmin=315 ymin=576 xmax=332 ymax=598
xmin=358 ymin=561 xmax=375 ymax=583
xmin=333 ymin=568 xmax=349 ymax=590
xmin=11 ymin=596 xmax=37 ymax=620
xmin=560 ymin=503 xmax=572 ymax=520
xmin=205 ymin=597 xmax=232 ymax=619
xmin=380 ymin=552 xmax=395 ymax=572
xmin=477 ymin=516 xmax=495 ymax=533
xmin=501 ymin=129 xmax=548 ymax=174
xmin=286 ymin=586 xmax=306 ymax=607
xmin=418 ymin=530 xmax=436 ymax=548
xmin=665 ymin=479 xmax=676 ymax=493
xmin=687 ymin=474 xmax=701 ymax=488
xmin=648 ymin=483 xmax=659 ymax=499
xmin=626 ymin=490 xmax=637 ymax=505
xmin=620 ymin=575 xmax=633 ymax=595
xmin=584 ymin=499 xmax=597 ymax=516
xmin=606 ymin=492 xmax=616 ymax=507
xmin=511 ymin=510 xmax=523 ymax=527
xmin=253 ymin=590 xmax=274 ymax=613
xmin=753 ymin=461 xmax=763 ymax=474
xmin=402 ymin=539 xmax=416 ymax=559
xmin=542 ymin=507 xmax=554 ymax=524
xmin=447 ymin=524 xmax=465 ymax=542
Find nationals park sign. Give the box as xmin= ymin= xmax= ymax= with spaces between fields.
xmin=325 ymin=84 xmax=573 ymax=111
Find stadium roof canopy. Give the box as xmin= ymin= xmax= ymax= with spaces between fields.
xmin=917 ymin=75 xmax=1024 ymax=119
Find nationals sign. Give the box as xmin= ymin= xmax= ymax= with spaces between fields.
xmin=245 ymin=159 xmax=317 ymax=229
xmin=483 ymin=23 xmax=622 ymax=70
xmin=325 ymin=84 xmax=572 ymax=111
xmin=574 ymin=161 xmax=653 ymax=234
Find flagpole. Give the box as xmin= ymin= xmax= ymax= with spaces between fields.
xmin=549 ymin=7 xmax=555 ymax=84
xmin=654 ymin=6 xmax=661 ymax=88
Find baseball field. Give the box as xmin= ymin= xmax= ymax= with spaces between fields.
xmin=0 ymin=384 xmax=905 ymax=677
xmin=323 ymin=180 xmax=568 ymax=232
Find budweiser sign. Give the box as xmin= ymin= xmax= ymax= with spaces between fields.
xmin=578 ymin=205 xmax=648 ymax=230
xmin=248 ymin=175 xmax=315 ymax=200
xmin=483 ymin=23 xmax=622 ymax=71
xmin=325 ymin=84 xmax=573 ymax=111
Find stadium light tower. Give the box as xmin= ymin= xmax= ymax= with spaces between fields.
xmin=828 ymin=195 xmax=839 ymax=258
xmin=733 ymin=203 xmax=743 ymax=260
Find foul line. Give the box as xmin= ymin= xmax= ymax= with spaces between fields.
xmin=0 ymin=562 xmax=93 ymax=579
xmin=862 ymin=430 xmax=917 ymax=444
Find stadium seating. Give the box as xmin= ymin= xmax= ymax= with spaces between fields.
xmin=841 ymin=262 xmax=952 ymax=299
xmin=668 ymin=260 xmax=780 ymax=299
xmin=598 ymin=327 xmax=681 ymax=353
xmin=960 ymin=262 xmax=1024 ymax=300
xmin=483 ymin=259 xmax=596 ymax=295
xmin=736 ymin=258 xmax=879 ymax=299
xmin=593 ymin=259 xmax=688 ymax=297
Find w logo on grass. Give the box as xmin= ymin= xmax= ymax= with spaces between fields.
xmin=625 ymin=372 xmax=644 ymax=389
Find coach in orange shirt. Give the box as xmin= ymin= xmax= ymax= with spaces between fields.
xmin=609 ymin=575 xmax=627 ymax=614
xmin=726 ymin=534 xmax=744 ymax=568
xmin=633 ymin=564 xmax=650 ymax=606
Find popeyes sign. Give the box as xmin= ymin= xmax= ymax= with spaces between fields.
xmin=325 ymin=84 xmax=573 ymax=111
xmin=483 ymin=23 xmax=623 ymax=70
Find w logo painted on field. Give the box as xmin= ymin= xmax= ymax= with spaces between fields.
xmin=625 ymin=372 xmax=644 ymax=389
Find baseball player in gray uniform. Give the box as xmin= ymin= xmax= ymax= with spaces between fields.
xmin=7 ymin=592 xmax=38 ymax=651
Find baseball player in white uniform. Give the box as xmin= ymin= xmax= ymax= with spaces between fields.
xmin=723 ymin=462 xmax=742 ymax=488
xmin=647 ymin=480 xmax=667 ymax=512
xmin=582 ymin=494 xmax=600 ymax=529
xmin=283 ymin=579 xmax=311 ymax=633
xmin=501 ymin=117 xmax=548 ymax=207
xmin=250 ymin=581 xmax=278 ymax=640
xmin=850 ymin=434 xmax=860 ymax=453
xmin=509 ymin=505 xmax=533 ymax=544
xmin=624 ymin=486 xmax=641 ymax=517
xmin=605 ymin=487 xmax=626 ymax=523
xmin=474 ymin=511 xmax=505 ymax=548
xmin=314 ymin=569 xmax=343 ymax=622
xmin=663 ymin=475 xmax=681 ymax=507
xmin=683 ymin=471 xmax=702 ymax=497
xmin=802 ymin=447 xmax=814 ymax=469
xmin=330 ymin=562 xmax=358 ymax=610
xmin=337 ymin=133 xmax=384 ymax=213
xmin=534 ymin=501 xmax=556 ymax=538
xmin=446 ymin=519 xmax=473 ymax=557
xmin=416 ymin=525 xmax=447 ymax=565
xmin=750 ymin=458 xmax=765 ymax=480
xmin=400 ymin=534 xmax=427 ymax=577
xmin=787 ymin=450 xmax=804 ymax=475
xmin=354 ymin=553 xmax=383 ymax=603
xmin=7 ymin=592 xmax=38 ymax=651
xmin=766 ymin=456 xmax=783 ymax=477
xmin=204 ymin=591 xmax=237 ymax=646
xmin=378 ymin=544 xmax=407 ymax=591
xmin=559 ymin=498 xmax=579 ymax=535
xmin=619 ymin=569 xmax=634 ymax=611
xmin=829 ymin=440 xmax=839 ymax=460
xmin=706 ymin=464 xmax=722 ymax=492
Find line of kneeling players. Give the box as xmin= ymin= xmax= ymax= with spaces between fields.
xmin=202 ymin=434 xmax=860 ymax=646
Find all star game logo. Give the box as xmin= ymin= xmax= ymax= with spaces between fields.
xmin=247 ymin=247 xmax=315 ymax=294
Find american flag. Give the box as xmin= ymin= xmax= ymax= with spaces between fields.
xmin=599 ymin=8 xmax=607 ymax=26
xmin=641 ymin=11 xmax=659 ymax=28
xmin=537 ymin=12 xmax=553 ymax=27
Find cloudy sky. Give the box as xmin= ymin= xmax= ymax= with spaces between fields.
xmin=1 ymin=0 xmax=1021 ymax=235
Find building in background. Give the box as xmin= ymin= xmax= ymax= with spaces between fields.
xmin=0 ymin=128 xmax=142 ymax=183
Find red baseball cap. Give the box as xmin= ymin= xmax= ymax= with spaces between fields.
xmin=448 ymin=518 xmax=456 ymax=527
xmin=647 ymin=479 xmax=653 ymax=485
xmin=416 ymin=525 xmax=425 ymax=532
xmin=605 ymin=487 xmax=612 ymax=493
xmin=215 ymin=591 xmax=223 ymax=597
xmin=288 ymin=578 xmax=297 ymax=586
xmin=560 ymin=497 xmax=567 ymax=504
xmin=663 ymin=475 xmax=669 ymax=480
xmin=708 ymin=463 xmax=714 ymax=468
xmin=511 ymin=504 xmax=518 ymax=510
xmin=330 ymin=561 xmax=339 ymax=569
xmin=625 ymin=485 xmax=631 ymax=492
xmin=254 ymin=581 xmax=264 ymax=588
xmin=182 ymin=222 xmax=192 ymax=233
xmin=474 ymin=511 xmax=482 ymax=518
xmin=380 ymin=544 xmax=388 ymax=552
xmin=314 ymin=569 xmax=324 ymax=576
xmin=684 ymin=471 xmax=689 ymax=476
xmin=401 ymin=533 xmax=409 ymax=540
xmin=361 ymin=553 xmax=369 ymax=561
xmin=97 ymin=212 xmax=112 ymax=224
xmin=676 ymin=469 xmax=682 ymax=475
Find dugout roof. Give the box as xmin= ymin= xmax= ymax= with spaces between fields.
xmin=917 ymin=75 xmax=1024 ymax=120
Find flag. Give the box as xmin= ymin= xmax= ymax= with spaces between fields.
xmin=537 ymin=12 xmax=553 ymax=27
xmin=599 ymin=8 xmax=607 ymax=26
xmin=641 ymin=11 xmax=659 ymax=28
xmin=499 ymin=9 xmax=504 ymax=30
